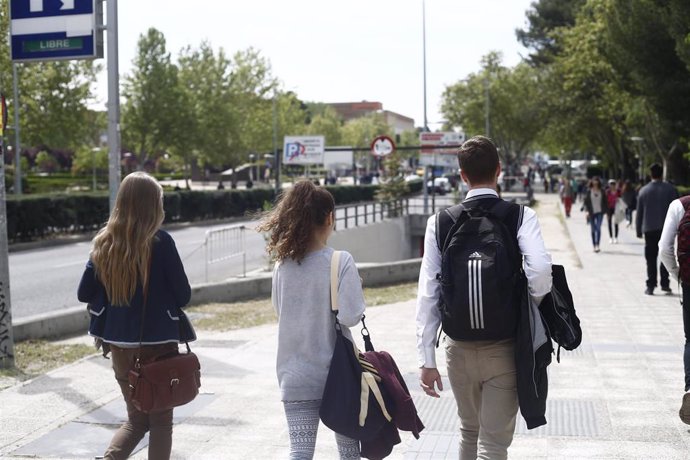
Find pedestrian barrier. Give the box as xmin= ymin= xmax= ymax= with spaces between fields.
xmin=204 ymin=224 xmax=246 ymax=281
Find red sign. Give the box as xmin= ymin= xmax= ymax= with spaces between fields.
xmin=370 ymin=135 xmax=396 ymax=157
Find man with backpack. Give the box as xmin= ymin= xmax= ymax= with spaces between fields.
xmin=416 ymin=136 xmax=553 ymax=459
xmin=659 ymin=195 xmax=690 ymax=423
xmin=636 ymin=163 xmax=678 ymax=295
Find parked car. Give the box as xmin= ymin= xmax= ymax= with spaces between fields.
xmin=427 ymin=177 xmax=452 ymax=195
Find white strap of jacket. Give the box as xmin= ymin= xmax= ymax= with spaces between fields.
xmin=330 ymin=250 xmax=342 ymax=312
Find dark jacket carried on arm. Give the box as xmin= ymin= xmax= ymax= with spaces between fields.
xmin=515 ymin=273 xmax=552 ymax=429
xmin=77 ymin=229 xmax=194 ymax=345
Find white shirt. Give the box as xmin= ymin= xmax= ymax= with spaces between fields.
xmin=415 ymin=188 xmax=553 ymax=368
xmin=659 ymin=199 xmax=685 ymax=282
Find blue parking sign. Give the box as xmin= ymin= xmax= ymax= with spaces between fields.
xmin=10 ymin=0 xmax=103 ymax=62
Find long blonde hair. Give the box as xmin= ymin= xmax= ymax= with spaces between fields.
xmin=91 ymin=172 xmax=165 ymax=306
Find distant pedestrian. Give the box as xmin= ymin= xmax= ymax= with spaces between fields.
xmin=217 ymin=180 xmax=225 ymax=190
xmin=77 ymin=172 xmax=193 ymax=460
xmin=257 ymin=180 xmax=365 ymax=459
xmin=560 ymin=178 xmax=574 ymax=218
xmin=621 ymin=180 xmax=637 ymax=228
xmin=636 ymin=163 xmax=678 ymax=295
xmin=583 ymin=177 xmax=608 ymax=253
xmin=577 ymin=180 xmax=586 ymax=203
xmin=658 ymin=196 xmax=690 ymax=423
xmin=605 ymin=179 xmax=621 ymax=244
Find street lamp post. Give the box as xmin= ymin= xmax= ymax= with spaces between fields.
xmin=248 ymin=153 xmax=256 ymax=183
xmin=631 ymin=137 xmax=644 ymax=182
xmin=422 ymin=0 xmax=430 ymax=214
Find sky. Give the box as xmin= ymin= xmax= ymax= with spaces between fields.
xmin=96 ymin=0 xmax=536 ymax=130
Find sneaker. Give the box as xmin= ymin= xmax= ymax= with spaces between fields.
xmin=680 ymin=392 xmax=690 ymax=424
xmin=594 ymin=246 xmax=600 ymax=253
xmin=644 ymin=287 xmax=654 ymax=295
xmin=609 ymin=238 xmax=614 ymax=244
xmin=613 ymin=238 xmax=618 ymax=244
xmin=661 ymin=286 xmax=673 ymax=295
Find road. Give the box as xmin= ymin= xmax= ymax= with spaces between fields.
xmin=9 ymin=192 xmax=527 ymax=320
xmin=8 ymin=200 xmax=407 ymax=320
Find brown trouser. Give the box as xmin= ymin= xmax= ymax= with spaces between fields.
xmin=445 ymin=338 xmax=518 ymax=460
xmin=103 ymin=343 xmax=178 ymax=460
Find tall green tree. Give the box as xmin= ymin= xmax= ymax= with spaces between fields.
xmin=19 ymin=61 xmax=100 ymax=150
xmin=536 ymin=0 xmax=639 ymax=178
xmin=176 ymin=41 xmax=234 ymax=174
xmin=442 ymin=53 xmax=544 ymax=167
xmin=602 ymin=0 xmax=690 ymax=180
xmin=516 ymin=0 xmax=586 ymax=65
xmin=306 ymin=106 xmax=343 ymax=146
xmin=121 ymin=28 xmax=181 ymax=168
xmin=227 ymin=49 xmax=307 ymax=164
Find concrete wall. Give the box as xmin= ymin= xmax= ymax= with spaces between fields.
xmin=329 ymin=217 xmax=416 ymax=263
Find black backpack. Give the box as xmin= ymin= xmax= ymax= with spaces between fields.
xmin=435 ymin=198 xmax=524 ymax=341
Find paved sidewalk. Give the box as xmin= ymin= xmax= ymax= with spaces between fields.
xmin=1 ymin=192 xmax=689 ymax=459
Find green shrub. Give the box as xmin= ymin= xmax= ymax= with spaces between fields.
xmin=6 ymin=183 xmax=419 ymax=242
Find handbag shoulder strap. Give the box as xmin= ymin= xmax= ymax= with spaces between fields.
xmin=330 ymin=250 xmax=342 ymax=313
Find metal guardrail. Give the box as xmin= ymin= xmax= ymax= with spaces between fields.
xmin=333 ymin=200 xmax=409 ymax=230
xmin=204 ymin=224 xmax=246 ymax=281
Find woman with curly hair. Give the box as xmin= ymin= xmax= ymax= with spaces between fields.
xmin=78 ymin=172 xmax=193 ymax=460
xmin=258 ymin=180 xmax=365 ymax=459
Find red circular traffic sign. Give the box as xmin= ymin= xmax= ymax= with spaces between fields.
xmin=370 ymin=135 xmax=396 ymax=157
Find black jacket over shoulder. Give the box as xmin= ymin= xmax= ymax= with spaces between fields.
xmin=77 ymin=229 xmax=194 ymax=345
xmin=515 ymin=273 xmax=552 ymax=429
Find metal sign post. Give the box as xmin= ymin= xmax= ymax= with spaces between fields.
xmin=0 ymin=95 xmax=15 ymax=369
xmin=11 ymin=64 xmax=21 ymax=195
xmin=105 ymin=0 xmax=120 ymax=211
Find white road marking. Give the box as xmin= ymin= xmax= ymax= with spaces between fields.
xmin=53 ymin=261 xmax=85 ymax=269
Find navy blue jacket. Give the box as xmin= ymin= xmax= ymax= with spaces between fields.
xmin=77 ymin=230 xmax=194 ymax=346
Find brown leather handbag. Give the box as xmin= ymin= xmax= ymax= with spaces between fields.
xmin=127 ymin=286 xmax=201 ymax=414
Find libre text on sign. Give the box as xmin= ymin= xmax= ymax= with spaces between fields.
xmin=283 ymin=136 xmax=325 ymax=165
xmin=10 ymin=0 xmax=103 ymax=62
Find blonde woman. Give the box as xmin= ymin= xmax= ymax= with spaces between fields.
xmin=78 ymin=172 xmax=193 ymax=460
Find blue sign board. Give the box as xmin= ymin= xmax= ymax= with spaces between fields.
xmin=10 ymin=0 xmax=103 ymax=62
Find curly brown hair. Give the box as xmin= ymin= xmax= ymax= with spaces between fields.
xmin=257 ymin=180 xmax=335 ymax=263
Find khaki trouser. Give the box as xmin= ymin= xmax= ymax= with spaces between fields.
xmin=103 ymin=343 xmax=178 ymax=460
xmin=445 ymin=338 xmax=518 ymax=460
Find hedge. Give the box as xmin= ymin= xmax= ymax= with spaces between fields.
xmin=5 ymin=184 xmax=397 ymax=242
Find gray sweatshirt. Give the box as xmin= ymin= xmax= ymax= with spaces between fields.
xmin=272 ymin=247 xmax=366 ymax=401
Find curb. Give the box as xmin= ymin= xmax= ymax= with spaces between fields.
xmin=12 ymin=258 xmax=422 ymax=341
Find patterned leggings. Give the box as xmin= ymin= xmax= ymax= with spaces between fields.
xmin=283 ymin=400 xmax=360 ymax=459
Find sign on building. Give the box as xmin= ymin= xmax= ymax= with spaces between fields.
xmin=419 ymin=131 xmax=465 ymax=167
xmin=283 ymin=136 xmax=325 ymax=165
xmin=10 ymin=0 xmax=103 ymax=62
